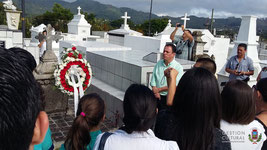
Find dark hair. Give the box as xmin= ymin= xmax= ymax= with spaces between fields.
xmin=64 ymin=93 xmax=105 ymax=150
xmin=122 ymin=84 xmax=157 ymax=134
xmin=172 ymin=68 xmax=221 ymax=150
xmin=256 ymin=78 xmax=267 ymax=102
xmin=184 ymin=29 xmax=192 ymax=35
xmin=0 ymin=48 xmax=41 ymax=150
xmin=7 ymin=47 xmax=45 ymax=109
xmin=238 ymin=43 xmax=247 ymax=50
xmin=221 ymin=80 xmax=254 ymax=124
xmin=196 ymin=57 xmax=217 ymax=74
xmin=8 ymin=47 xmax=37 ymax=72
xmin=165 ymin=43 xmax=176 ymax=53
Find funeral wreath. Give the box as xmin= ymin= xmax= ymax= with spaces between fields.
xmin=54 ymin=46 xmax=92 ymax=96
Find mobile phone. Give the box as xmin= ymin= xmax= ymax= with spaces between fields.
xmin=176 ymin=24 xmax=181 ymax=27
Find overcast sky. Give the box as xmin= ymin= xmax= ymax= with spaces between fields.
xmin=89 ymin=0 xmax=267 ymax=18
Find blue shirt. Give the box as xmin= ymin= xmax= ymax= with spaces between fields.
xmin=34 ymin=127 xmax=54 ymax=150
xmin=173 ymin=35 xmax=194 ymax=60
xmin=150 ymin=59 xmax=183 ymax=96
xmin=226 ymin=55 xmax=254 ymax=81
xmin=60 ymin=130 xmax=102 ymax=150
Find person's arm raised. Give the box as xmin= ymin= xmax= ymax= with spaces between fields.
xmin=165 ymin=68 xmax=178 ymax=106
xmin=170 ymin=23 xmax=180 ymax=41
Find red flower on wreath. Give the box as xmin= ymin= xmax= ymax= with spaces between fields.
xmin=58 ymin=60 xmax=91 ymax=94
xmin=78 ymin=54 xmax=82 ymax=59
xmin=68 ymin=53 xmax=73 ymax=57
xmin=72 ymin=47 xmax=76 ymax=51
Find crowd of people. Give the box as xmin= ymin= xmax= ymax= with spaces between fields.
xmin=0 ymin=37 xmax=267 ymax=150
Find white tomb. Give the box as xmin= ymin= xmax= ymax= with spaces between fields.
xmin=64 ymin=6 xmax=100 ymax=41
xmin=0 ymin=26 xmax=23 ymax=48
xmin=67 ymin=6 xmax=91 ymax=38
xmin=108 ymin=12 xmax=142 ymax=46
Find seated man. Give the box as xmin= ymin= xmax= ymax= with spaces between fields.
xmin=0 ymin=48 xmax=49 ymax=150
xmin=38 ymin=30 xmax=47 ymax=61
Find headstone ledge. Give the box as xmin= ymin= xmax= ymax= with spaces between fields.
xmin=142 ymin=52 xmax=163 ymax=63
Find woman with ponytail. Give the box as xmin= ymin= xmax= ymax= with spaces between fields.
xmin=93 ymin=84 xmax=178 ymax=150
xmin=60 ymin=93 xmax=105 ymax=150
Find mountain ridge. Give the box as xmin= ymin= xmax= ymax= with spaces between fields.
xmin=6 ymin=0 xmax=267 ymax=33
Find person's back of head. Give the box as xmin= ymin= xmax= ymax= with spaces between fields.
xmin=122 ymin=84 xmax=157 ymax=134
xmin=0 ymin=48 xmax=47 ymax=150
xmin=194 ymin=57 xmax=217 ymax=74
xmin=172 ymin=67 xmax=221 ymax=150
xmin=8 ymin=47 xmax=37 ymax=72
xmin=221 ymin=80 xmax=254 ymax=124
xmin=64 ymin=93 xmax=105 ymax=150
xmin=256 ymin=78 xmax=267 ymax=103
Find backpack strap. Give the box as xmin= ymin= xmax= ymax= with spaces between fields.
xmin=98 ymin=132 xmax=113 ymax=150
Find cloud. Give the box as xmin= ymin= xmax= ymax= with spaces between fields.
xmin=92 ymin=0 xmax=267 ymax=18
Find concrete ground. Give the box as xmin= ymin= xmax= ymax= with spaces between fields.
xmin=48 ymin=99 xmax=117 ymax=149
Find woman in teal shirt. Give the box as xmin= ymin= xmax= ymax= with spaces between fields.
xmin=34 ymin=127 xmax=54 ymax=150
xmin=60 ymin=93 xmax=105 ymax=150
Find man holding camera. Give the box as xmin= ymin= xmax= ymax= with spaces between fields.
xmin=170 ymin=23 xmax=194 ymax=60
xmin=225 ymin=43 xmax=254 ymax=83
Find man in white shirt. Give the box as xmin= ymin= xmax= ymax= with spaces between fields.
xmin=38 ymin=30 xmax=47 ymax=60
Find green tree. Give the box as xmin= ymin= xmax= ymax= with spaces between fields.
xmin=0 ymin=3 xmax=7 ymax=25
xmin=32 ymin=3 xmax=73 ymax=33
xmin=83 ymin=11 xmax=96 ymax=24
xmin=18 ymin=17 xmax=33 ymax=38
xmin=141 ymin=18 xmax=169 ymax=36
xmin=82 ymin=11 xmax=111 ymax=31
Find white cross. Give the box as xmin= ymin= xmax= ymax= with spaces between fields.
xmin=181 ymin=13 xmax=190 ymax=28
xmin=121 ymin=12 xmax=131 ymax=26
xmin=77 ymin=6 xmax=81 ymax=15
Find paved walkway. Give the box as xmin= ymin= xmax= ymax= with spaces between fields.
xmin=48 ymin=99 xmax=117 ymax=149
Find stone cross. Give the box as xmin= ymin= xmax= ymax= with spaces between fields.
xmin=45 ymin=24 xmax=63 ymax=51
xmin=181 ymin=13 xmax=190 ymax=28
xmin=121 ymin=12 xmax=131 ymax=26
xmin=77 ymin=6 xmax=81 ymax=15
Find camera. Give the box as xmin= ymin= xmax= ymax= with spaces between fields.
xmin=176 ymin=24 xmax=181 ymax=27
